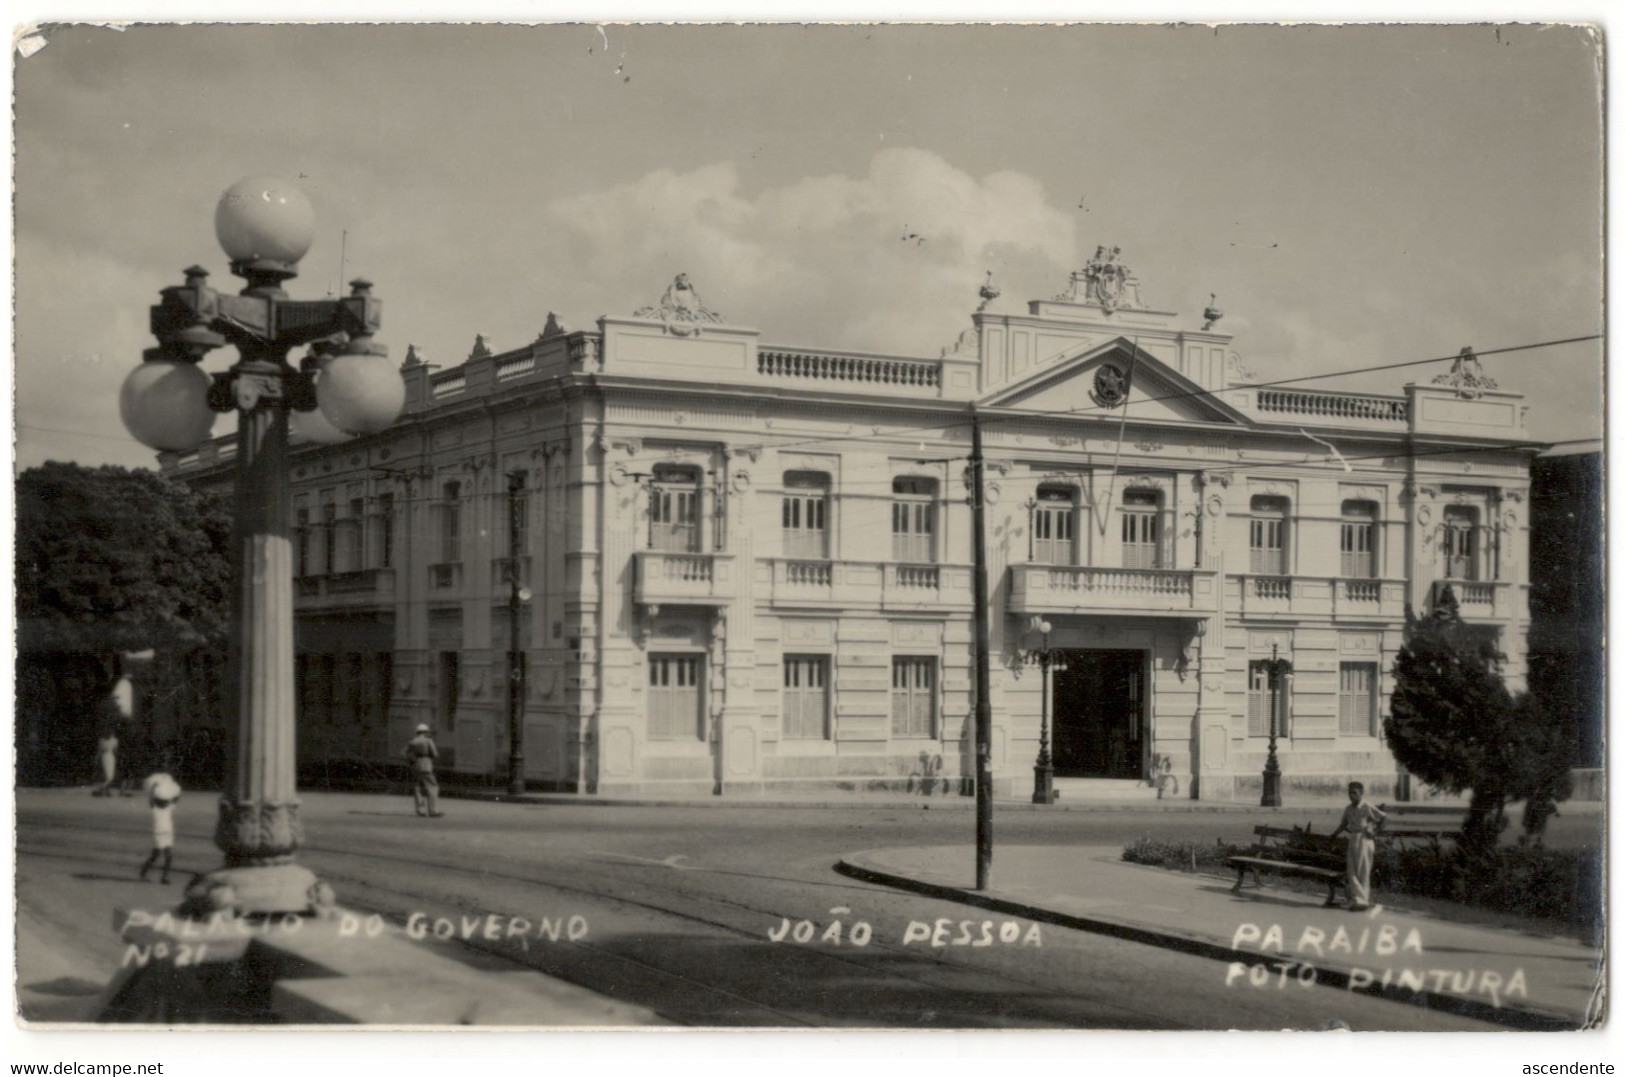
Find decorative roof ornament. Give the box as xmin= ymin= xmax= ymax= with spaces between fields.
xmin=634 ymin=273 xmax=725 ymax=336
xmin=537 ymin=312 xmax=570 ymax=341
xmin=1203 ymin=293 xmax=1224 ymax=331
xmin=941 ymin=271 xmax=1000 ymax=358
xmin=401 ymin=343 xmax=422 ymax=369
xmin=1054 ymin=244 xmax=1144 ymax=313
xmin=469 ymin=334 xmax=492 ymax=360
xmin=1226 ymin=350 xmax=1258 ymax=384
xmin=1432 ymin=346 xmax=1498 ymax=399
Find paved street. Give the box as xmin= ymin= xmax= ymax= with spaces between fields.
xmin=17 ymin=787 xmax=1594 ymax=1030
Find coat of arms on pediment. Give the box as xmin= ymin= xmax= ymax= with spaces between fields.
xmin=634 ymin=273 xmax=726 ymax=336
xmin=1089 ymin=362 xmax=1132 ymax=408
xmin=1055 ymin=245 xmax=1145 ymax=313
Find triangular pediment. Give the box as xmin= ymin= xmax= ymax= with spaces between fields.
xmin=981 ymin=338 xmax=1248 ymax=425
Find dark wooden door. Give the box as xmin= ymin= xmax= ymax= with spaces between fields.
xmin=1052 ymin=650 xmax=1146 ymax=778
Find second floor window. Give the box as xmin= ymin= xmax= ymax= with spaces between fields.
xmin=1121 ymin=489 xmax=1162 ymax=569
xmin=1249 ymin=495 xmax=1289 ymax=575
xmin=321 ymin=502 xmax=337 ymax=574
xmin=441 ymin=482 xmax=461 ymax=563
xmin=892 ymin=477 xmax=936 ymax=563
xmin=650 ymin=466 xmax=700 ymax=552
xmin=1442 ymin=506 xmax=1480 ymax=580
xmin=1032 ymin=486 xmax=1076 ymax=565
xmin=891 ymin=656 xmax=936 ymax=738
xmin=1340 ymin=500 xmax=1378 ymax=578
xmin=295 ymin=507 xmax=311 ymax=578
xmin=782 ymin=472 xmax=829 ymax=559
xmin=508 ymin=473 xmax=529 ymax=555
xmin=345 ymin=497 xmax=365 ymax=572
xmin=376 ymin=493 xmax=395 ymax=569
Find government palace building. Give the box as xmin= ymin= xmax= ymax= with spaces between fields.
xmin=160 ymin=250 xmax=1535 ymax=801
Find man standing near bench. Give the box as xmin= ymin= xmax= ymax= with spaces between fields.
xmin=1329 ymin=781 xmax=1386 ymax=911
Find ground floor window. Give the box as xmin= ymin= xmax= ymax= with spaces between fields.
xmin=891 ymin=656 xmax=936 ymax=738
xmin=782 ymin=655 xmax=830 ymax=739
xmin=1247 ymin=660 xmax=1291 ymax=738
xmin=649 ymin=654 xmax=704 ymax=739
xmin=1339 ymin=662 xmax=1379 ymax=737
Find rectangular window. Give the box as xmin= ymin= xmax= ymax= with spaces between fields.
xmin=1121 ymin=489 xmax=1161 ymax=569
xmin=782 ymin=655 xmax=830 ymax=739
xmin=891 ymin=478 xmax=936 ymax=563
xmin=321 ymin=501 xmax=338 ymax=574
xmin=1247 ymin=660 xmax=1291 ymax=738
xmin=438 ymin=651 xmax=460 ymax=728
xmin=295 ymin=508 xmax=311 ymax=578
xmin=1443 ymin=506 xmax=1479 ymax=580
xmin=441 ymin=483 xmax=461 ymax=563
xmin=650 ymin=469 xmax=700 ymax=552
xmin=346 ymin=498 xmax=366 ymax=573
xmin=376 ymin=493 xmax=395 ymax=569
xmin=890 ymin=656 xmax=936 ymax=738
xmin=1032 ymin=487 xmax=1075 ymax=565
xmin=1339 ymin=662 xmax=1378 ymax=737
xmin=648 ymin=654 xmax=704 ymax=739
xmin=1340 ymin=501 xmax=1377 ymax=578
xmin=509 ymin=474 xmax=529 ymax=556
xmin=1249 ymin=497 xmax=1289 ymax=575
xmin=782 ymin=473 xmax=829 ymax=559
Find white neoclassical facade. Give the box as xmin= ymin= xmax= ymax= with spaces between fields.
xmin=163 ymin=251 xmax=1536 ymax=800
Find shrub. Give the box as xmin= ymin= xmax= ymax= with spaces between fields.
xmin=1121 ymin=835 xmax=1240 ymax=872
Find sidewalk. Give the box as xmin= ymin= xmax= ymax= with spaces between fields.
xmin=838 ymin=844 xmax=1605 ymax=1030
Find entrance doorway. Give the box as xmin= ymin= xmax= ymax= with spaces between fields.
xmin=1051 ymin=649 xmax=1146 ymax=779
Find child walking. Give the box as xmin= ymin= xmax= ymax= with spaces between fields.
xmin=139 ymin=772 xmax=182 ymax=884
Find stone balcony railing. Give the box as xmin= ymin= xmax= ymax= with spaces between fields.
xmin=758 ymin=559 xmax=973 ymax=611
xmin=492 ymin=555 xmax=532 ymax=590
xmin=429 ymin=562 xmax=464 ymax=592
xmin=1229 ymin=575 xmax=1407 ymax=619
xmin=1007 ymin=565 xmax=1219 ymax=616
xmin=293 ymin=568 xmax=396 ymax=603
xmin=1431 ymin=578 xmax=1521 ymax=621
xmin=633 ymin=551 xmax=736 ymax=609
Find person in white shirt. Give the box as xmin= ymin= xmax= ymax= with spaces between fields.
xmin=1329 ymin=780 xmax=1387 ymax=911
xmin=139 ymin=772 xmax=182 ymax=884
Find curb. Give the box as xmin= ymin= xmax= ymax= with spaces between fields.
xmin=439 ymin=789 xmax=1355 ymax=813
xmin=834 ymin=854 xmax=1584 ymax=1032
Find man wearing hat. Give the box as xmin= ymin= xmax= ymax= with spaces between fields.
xmin=404 ymin=723 xmax=442 ymax=817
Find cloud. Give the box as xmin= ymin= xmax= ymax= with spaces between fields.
xmin=545 ymin=149 xmax=1077 ymax=355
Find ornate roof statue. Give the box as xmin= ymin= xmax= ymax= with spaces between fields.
xmin=1053 ymin=244 xmax=1145 ymax=313
xmin=538 ymin=311 xmax=570 ymax=341
xmin=941 ymin=271 xmax=1000 ymax=358
xmin=634 ymin=273 xmax=725 ymax=336
xmin=1203 ymin=293 xmax=1224 ymax=331
xmin=1431 ymin=346 xmax=1498 ymax=399
xmin=469 ymin=334 xmax=492 ymax=360
xmin=401 ymin=343 xmax=422 ymax=369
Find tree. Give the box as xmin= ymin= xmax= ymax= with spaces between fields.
xmin=1385 ymin=588 xmax=1572 ymax=853
xmin=16 ymin=462 xmax=231 ymax=784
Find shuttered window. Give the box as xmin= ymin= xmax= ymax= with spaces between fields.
xmin=891 ymin=478 xmax=936 ymax=563
xmin=782 ymin=655 xmax=830 ymax=739
xmin=1443 ymin=506 xmax=1479 ymax=580
xmin=650 ymin=467 xmax=700 ymax=552
xmin=1121 ymin=489 xmax=1162 ymax=569
xmin=1249 ymin=496 xmax=1289 ymax=575
xmin=1247 ymin=660 xmax=1291 ymax=738
xmin=782 ymin=472 xmax=829 ymax=559
xmin=440 ymin=482 xmax=461 ymax=563
xmin=648 ymin=654 xmax=704 ymax=739
xmin=1340 ymin=500 xmax=1377 ymax=578
xmin=1032 ymin=486 xmax=1076 ymax=565
xmin=1339 ymin=662 xmax=1378 ymax=737
xmin=890 ymin=656 xmax=936 ymax=738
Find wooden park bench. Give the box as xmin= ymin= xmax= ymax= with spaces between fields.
xmin=1225 ymin=824 xmax=1347 ymax=906
xmin=1376 ymin=803 xmax=1464 ymax=853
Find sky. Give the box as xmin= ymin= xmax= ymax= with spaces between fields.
xmin=12 ymin=22 xmax=1605 ymax=472
xmin=0 ymin=11 xmax=1615 ymax=1072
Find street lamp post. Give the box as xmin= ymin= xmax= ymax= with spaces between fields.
xmin=1260 ymin=642 xmax=1291 ymax=808
xmin=1030 ymin=619 xmax=1065 ymax=805
xmin=506 ymin=470 xmax=531 ymax=798
xmin=120 ymin=177 xmax=404 ymax=917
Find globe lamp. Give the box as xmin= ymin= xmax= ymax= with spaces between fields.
xmin=120 ymin=357 xmax=215 ymax=451
xmin=318 ymin=339 xmax=405 ymax=435
xmin=215 ymin=176 xmax=315 ymax=269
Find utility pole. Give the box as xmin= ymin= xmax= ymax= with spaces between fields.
xmin=506 ymin=470 xmax=527 ymax=797
xmin=971 ymin=408 xmax=994 ymax=890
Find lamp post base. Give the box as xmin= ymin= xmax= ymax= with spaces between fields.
xmin=180 ymin=863 xmax=332 ymax=919
xmin=1261 ymin=765 xmax=1282 ymax=808
xmin=1032 ymin=763 xmax=1056 ymax=805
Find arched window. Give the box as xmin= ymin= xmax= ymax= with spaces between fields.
xmin=650 ymin=465 xmax=700 ymax=552
xmin=1340 ymin=500 xmax=1378 ymax=578
xmin=1121 ymin=489 xmax=1162 ymax=569
xmin=1032 ymin=485 xmax=1076 ymax=565
xmin=891 ymin=477 xmax=937 ymax=563
xmin=1249 ymin=495 xmax=1289 ymax=575
xmin=782 ymin=472 xmax=829 ymax=559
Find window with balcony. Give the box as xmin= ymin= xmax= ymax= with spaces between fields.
xmin=1032 ymin=485 xmax=1076 ymax=565
xmin=1442 ymin=506 xmax=1480 ymax=581
xmin=295 ymin=507 xmax=311 ymax=578
xmin=375 ymin=493 xmax=395 ymax=569
xmin=321 ymin=501 xmax=337 ymax=574
xmin=509 ymin=473 xmax=529 ymax=554
xmin=1340 ymin=500 xmax=1378 ymax=578
xmin=650 ymin=466 xmax=700 ymax=552
xmin=1339 ymin=662 xmax=1379 ymax=737
xmin=440 ymin=482 xmax=462 ymax=563
xmin=1121 ymin=488 xmax=1162 ymax=569
xmin=891 ymin=478 xmax=937 ymax=563
xmin=648 ymin=654 xmax=704 ymax=739
xmin=344 ymin=497 xmax=366 ymax=573
xmin=1247 ymin=660 xmax=1291 ymax=738
xmin=890 ymin=656 xmax=936 ymax=738
xmin=1249 ymin=496 xmax=1290 ymax=575
xmin=782 ymin=472 xmax=829 ymax=559
xmin=782 ymin=655 xmax=830 ymax=739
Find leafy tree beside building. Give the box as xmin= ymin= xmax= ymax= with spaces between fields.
xmin=16 ymin=461 xmax=231 ymax=784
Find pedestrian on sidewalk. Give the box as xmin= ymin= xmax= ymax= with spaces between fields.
xmin=139 ymin=771 xmax=182 ymax=884
xmin=93 ymin=730 xmax=119 ymax=796
xmin=1329 ymin=780 xmax=1386 ymax=911
xmin=404 ymin=723 xmax=443 ymax=817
